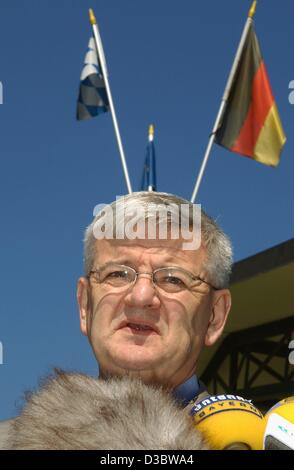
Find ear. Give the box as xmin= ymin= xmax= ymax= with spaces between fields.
xmin=77 ymin=277 xmax=90 ymax=336
xmin=205 ymin=289 xmax=231 ymax=347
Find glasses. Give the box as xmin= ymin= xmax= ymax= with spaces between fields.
xmin=88 ymin=263 xmax=217 ymax=294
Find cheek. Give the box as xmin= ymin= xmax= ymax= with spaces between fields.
xmin=163 ymin=297 xmax=198 ymax=336
xmin=165 ymin=295 xmax=210 ymax=341
xmin=189 ymin=298 xmax=211 ymax=339
xmin=89 ymin=291 xmax=123 ymax=337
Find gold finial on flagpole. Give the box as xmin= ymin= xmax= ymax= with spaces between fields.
xmin=148 ymin=124 xmax=154 ymax=142
xmin=89 ymin=8 xmax=97 ymax=25
xmin=248 ymin=0 xmax=257 ymax=18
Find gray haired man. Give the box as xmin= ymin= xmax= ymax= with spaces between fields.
xmin=77 ymin=192 xmax=232 ymax=405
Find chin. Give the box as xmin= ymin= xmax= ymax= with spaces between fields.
xmin=110 ymin=343 xmax=163 ymax=372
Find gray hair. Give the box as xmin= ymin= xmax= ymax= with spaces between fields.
xmin=83 ymin=192 xmax=233 ymax=289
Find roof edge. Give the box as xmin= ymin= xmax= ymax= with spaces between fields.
xmin=230 ymin=238 xmax=294 ymax=285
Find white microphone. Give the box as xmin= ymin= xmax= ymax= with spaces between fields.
xmin=263 ymin=397 xmax=294 ymax=450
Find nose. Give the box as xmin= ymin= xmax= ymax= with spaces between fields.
xmin=124 ymin=273 xmax=161 ymax=309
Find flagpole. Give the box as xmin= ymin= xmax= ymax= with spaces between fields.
xmin=89 ymin=8 xmax=133 ymax=194
xmin=190 ymin=0 xmax=257 ymax=203
xmin=148 ymin=124 xmax=155 ymax=192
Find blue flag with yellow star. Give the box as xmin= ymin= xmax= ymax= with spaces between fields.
xmin=141 ymin=126 xmax=157 ymax=191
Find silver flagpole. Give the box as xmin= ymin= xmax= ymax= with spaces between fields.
xmin=89 ymin=8 xmax=133 ymax=194
xmin=148 ymin=124 xmax=154 ymax=192
xmin=190 ymin=0 xmax=257 ymax=203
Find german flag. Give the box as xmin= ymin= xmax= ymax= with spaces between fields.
xmin=215 ymin=23 xmax=286 ymax=167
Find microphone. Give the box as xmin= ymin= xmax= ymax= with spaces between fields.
xmin=263 ymin=397 xmax=294 ymax=450
xmin=190 ymin=394 xmax=265 ymax=450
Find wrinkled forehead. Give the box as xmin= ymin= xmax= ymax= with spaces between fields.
xmin=93 ymin=237 xmax=207 ymax=271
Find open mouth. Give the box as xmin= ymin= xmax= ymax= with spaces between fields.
xmin=119 ymin=321 xmax=158 ymax=335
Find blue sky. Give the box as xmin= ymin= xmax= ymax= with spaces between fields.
xmin=0 ymin=0 xmax=293 ymax=419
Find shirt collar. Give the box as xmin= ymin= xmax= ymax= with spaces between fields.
xmin=173 ymin=375 xmax=204 ymax=407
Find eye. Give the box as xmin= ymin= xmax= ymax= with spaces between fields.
xmin=155 ymin=270 xmax=188 ymax=292
xmin=104 ymin=270 xmax=130 ymax=283
xmin=159 ymin=275 xmax=186 ymax=292
xmin=100 ymin=266 xmax=132 ymax=286
xmin=107 ymin=270 xmax=128 ymax=278
xmin=164 ymin=276 xmax=185 ymax=286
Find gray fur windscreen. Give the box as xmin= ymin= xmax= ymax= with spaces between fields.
xmin=7 ymin=370 xmax=208 ymax=450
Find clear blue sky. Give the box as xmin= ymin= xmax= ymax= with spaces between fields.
xmin=0 ymin=0 xmax=293 ymax=419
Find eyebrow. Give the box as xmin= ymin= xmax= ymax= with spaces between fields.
xmin=95 ymin=259 xmax=192 ymax=272
xmin=94 ymin=260 xmax=135 ymax=270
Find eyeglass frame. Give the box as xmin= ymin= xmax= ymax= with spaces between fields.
xmin=87 ymin=263 xmax=218 ymax=292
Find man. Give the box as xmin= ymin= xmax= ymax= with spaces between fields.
xmin=0 ymin=191 xmax=232 ymax=448
xmin=77 ymin=191 xmax=232 ymax=406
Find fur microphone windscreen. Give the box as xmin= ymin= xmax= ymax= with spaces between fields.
xmin=8 ymin=370 xmax=208 ymax=450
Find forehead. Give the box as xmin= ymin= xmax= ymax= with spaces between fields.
xmin=94 ymin=238 xmax=207 ymax=271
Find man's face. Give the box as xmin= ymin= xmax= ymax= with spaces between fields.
xmin=77 ymin=237 xmax=231 ymax=388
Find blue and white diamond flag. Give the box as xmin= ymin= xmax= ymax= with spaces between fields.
xmin=77 ymin=37 xmax=109 ymax=120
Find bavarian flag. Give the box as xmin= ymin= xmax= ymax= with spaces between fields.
xmin=77 ymin=37 xmax=109 ymax=120
xmin=215 ymin=23 xmax=286 ymax=167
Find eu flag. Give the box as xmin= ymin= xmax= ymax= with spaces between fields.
xmin=141 ymin=125 xmax=157 ymax=191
